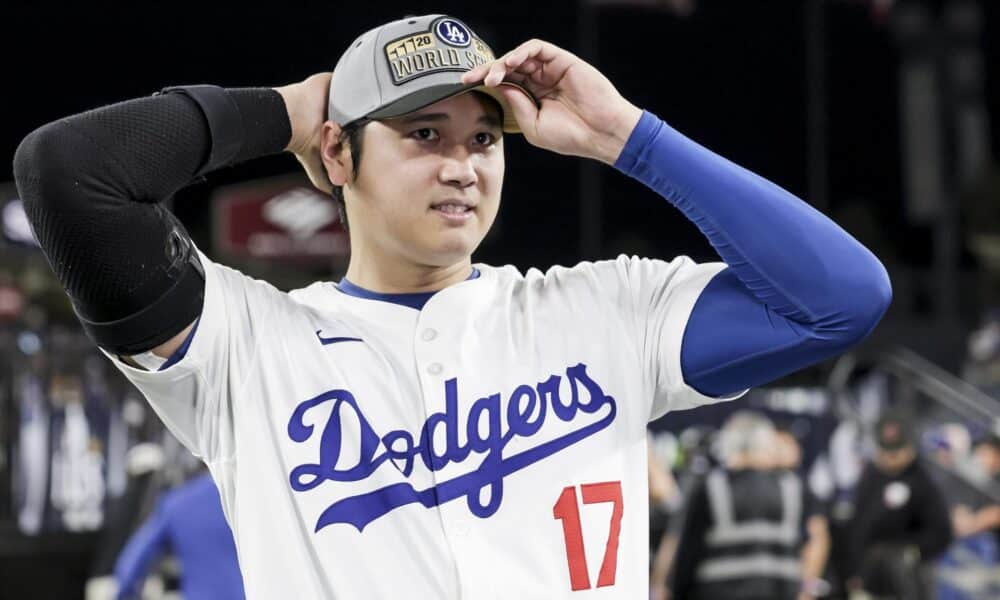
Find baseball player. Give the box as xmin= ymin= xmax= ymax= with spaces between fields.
xmin=13 ymin=14 xmax=890 ymax=599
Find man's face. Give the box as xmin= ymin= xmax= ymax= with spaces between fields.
xmin=875 ymin=445 xmax=916 ymax=474
xmin=974 ymin=443 xmax=1000 ymax=476
xmin=773 ymin=432 xmax=802 ymax=470
xmin=335 ymin=92 xmax=505 ymax=268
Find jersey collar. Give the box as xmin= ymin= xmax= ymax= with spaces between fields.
xmin=335 ymin=267 xmax=481 ymax=310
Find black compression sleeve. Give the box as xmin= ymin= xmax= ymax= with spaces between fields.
xmin=12 ymin=86 xmax=291 ymax=354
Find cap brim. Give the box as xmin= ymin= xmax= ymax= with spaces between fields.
xmin=366 ymin=81 xmax=532 ymax=134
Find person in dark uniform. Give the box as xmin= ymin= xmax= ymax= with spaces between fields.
xmin=669 ymin=412 xmax=808 ymax=600
xmin=845 ymin=410 xmax=953 ymax=600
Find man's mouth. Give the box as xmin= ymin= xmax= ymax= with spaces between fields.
xmin=432 ymin=203 xmax=473 ymax=214
xmin=430 ymin=201 xmax=476 ymax=221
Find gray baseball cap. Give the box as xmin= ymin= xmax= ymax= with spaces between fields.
xmin=328 ymin=14 xmax=531 ymax=133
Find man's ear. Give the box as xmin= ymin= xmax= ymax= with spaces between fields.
xmin=321 ymin=121 xmax=350 ymax=186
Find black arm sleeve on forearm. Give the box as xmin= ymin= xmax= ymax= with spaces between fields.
xmin=12 ymin=87 xmax=291 ymax=354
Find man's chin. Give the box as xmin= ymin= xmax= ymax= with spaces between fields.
xmin=417 ymin=238 xmax=478 ymax=267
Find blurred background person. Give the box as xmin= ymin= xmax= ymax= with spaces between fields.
xmin=648 ymin=434 xmax=682 ymax=600
xmin=845 ymin=410 xmax=952 ymax=600
xmin=668 ymin=412 xmax=808 ymax=600
xmin=774 ymin=428 xmax=833 ymax=600
xmin=937 ymin=432 xmax=1000 ymax=600
xmin=112 ymin=470 xmax=244 ymax=600
xmin=648 ymin=435 xmax=680 ymax=512
xmin=954 ymin=434 xmax=1000 ymax=543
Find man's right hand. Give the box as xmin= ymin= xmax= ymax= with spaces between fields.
xmin=275 ymin=72 xmax=333 ymax=194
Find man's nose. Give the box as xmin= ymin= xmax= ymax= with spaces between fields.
xmin=438 ymin=148 xmax=478 ymax=188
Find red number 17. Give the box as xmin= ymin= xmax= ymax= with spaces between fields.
xmin=552 ymin=481 xmax=623 ymax=591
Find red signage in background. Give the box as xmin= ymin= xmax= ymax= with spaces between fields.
xmin=213 ymin=175 xmax=350 ymax=264
xmin=0 ymin=284 xmax=24 ymax=322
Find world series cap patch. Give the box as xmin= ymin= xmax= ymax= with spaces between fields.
xmin=383 ymin=17 xmax=495 ymax=86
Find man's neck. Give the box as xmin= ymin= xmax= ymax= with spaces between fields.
xmin=344 ymin=247 xmax=473 ymax=294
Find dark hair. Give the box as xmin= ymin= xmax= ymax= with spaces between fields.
xmin=330 ymin=121 xmax=368 ymax=230
xmin=975 ymin=433 xmax=1000 ymax=453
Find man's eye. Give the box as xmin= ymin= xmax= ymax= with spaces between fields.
xmin=411 ymin=128 xmax=439 ymax=141
xmin=475 ymin=132 xmax=498 ymax=146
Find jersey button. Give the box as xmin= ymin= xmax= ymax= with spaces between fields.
xmin=427 ymin=362 xmax=443 ymax=376
xmin=421 ymin=328 xmax=437 ymax=341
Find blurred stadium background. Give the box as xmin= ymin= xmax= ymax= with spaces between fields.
xmin=0 ymin=0 xmax=998 ymax=598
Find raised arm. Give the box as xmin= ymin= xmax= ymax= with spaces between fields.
xmin=12 ymin=75 xmax=329 ymax=360
xmin=614 ymin=112 xmax=890 ymax=396
xmin=465 ymin=40 xmax=891 ymax=397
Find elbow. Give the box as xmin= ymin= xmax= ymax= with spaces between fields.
xmin=856 ymin=259 xmax=893 ymax=330
xmin=13 ymin=122 xmax=75 ymax=210
xmin=14 ymin=122 xmax=61 ymax=180
xmin=824 ymin=257 xmax=893 ymax=349
xmin=13 ymin=128 xmax=42 ymax=196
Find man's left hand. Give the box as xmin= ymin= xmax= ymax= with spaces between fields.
xmin=462 ymin=39 xmax=643 ymax=165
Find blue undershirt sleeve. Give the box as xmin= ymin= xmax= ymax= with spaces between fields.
xmin=113 ymin=500 xmax=171 ymax=599
xmin=615 ymin=111 xmax=891 ymax=397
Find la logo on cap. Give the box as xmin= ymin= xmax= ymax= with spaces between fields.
xmin=435 ymin=18 xmax=471 ymax=47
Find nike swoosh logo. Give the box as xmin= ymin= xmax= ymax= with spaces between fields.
xmin=316 ymin=330 xmax=364 ymax=346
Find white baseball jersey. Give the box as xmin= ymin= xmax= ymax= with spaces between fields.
xmin=101 ymin=247 xmax=740 ymax=599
